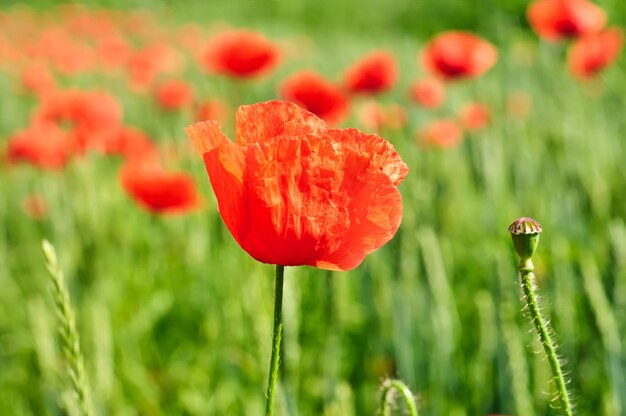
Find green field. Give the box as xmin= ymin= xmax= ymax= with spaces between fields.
xmin=1 ymin=1 xmax=625 ymax=415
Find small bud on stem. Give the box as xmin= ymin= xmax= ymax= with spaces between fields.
xmin=508 ymin=218 xmax=574 ymax=416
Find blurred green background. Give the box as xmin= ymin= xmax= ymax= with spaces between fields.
xmin=1 ymin=0 xmax=625 ymax=415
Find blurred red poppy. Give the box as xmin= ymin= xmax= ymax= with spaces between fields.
xmin=23 ymin=193 xmax=48 ymax=220
xmin=506 ymin=92 xmax=533 ymax=119
xmin=196 ymin=99 xmax=229 ymax=123
xmin=459 ymin=102 xmax=491 ymax=130
xmin=120 ymin=159 xmax=200 ymax=215
xmin=33 ymin=89 xmax=123 ymax=152
xmin=280 ymin=70 xmax=350 ymax=125
xmin=154 ymin=79 xmax=194 ymax=111
xmin=34 ymin=89 xmax=122 ymax=132
xmin=409 ymin=78 xmax=446 ymax=109
xmin=97 ymin=34 xmax=132 ymax=69
xmin=177 ymin=23 xmax=206 ymax=55
xmin=88 ymin=126 xmax=157 ymax=160
xmin=417 ymin=119 xmax=463 ymax=148
xmin=21 ymin=62 xmax=55 ymax=96
xmin=421 ymin=31 xmax=497 ymax=80
xmin=7 ymin=122 xmax=75 ymax=169
xmin=185 ymin=100 xmax=408 ymax=271
xmin=357 ymin=101 xmax=406 ymax=132
xmin=127 ymin=45 xmax=183 ymax=91
xmin=344 ymin=50 xmax=398 ymax=95
xmin=200 ymin=30 xmax=279 ymax=78
xmin=527 ymin=0 xmax=606 ymax=41
xmin=568 ymin=28 xmax=623 ymax=78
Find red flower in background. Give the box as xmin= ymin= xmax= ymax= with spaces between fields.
xmin=7 ymin=123 xmax=76 ymax=169
xmin=409 ymin=78 xmax=446 ymax=109
xmin=34 ymin=89 xmax=122 ymax=131
xmin=527 ymin=0 xmax=606 ymax=41
xmin=185 ymin=100 xmax=408 ymax=271
xmin=280 ymin=70 xmax=350 ymax=125
xmin=421 ymin=31 xmax=497 ymax=80
xmin=506 ymin=92 xmax=533 ymax=120
xmin=357 ymin=101 xmax=406 ymax=133
xmin=23 ymin=193 xmax=48 ymax=220
xmin=196 ymin=99 xmax=229 ymax=123
xmin=568 ymin=28 xmax=623 ymax=78
xmin=127 ymin=45 xmax=183 ymax=91
xmin=120 ymin=159 xmax=200 ymax=215
xmin=97 ymin=34 xmax=132 ymax=69
xmin=459 ymin=102 xmax=491 ymax=130
xmin=417 ymin=119 xmax=463 ymax=148
xmin=70 ymin=90 xmax=123 ymax=131
xmin=33 ymin=89 xmax=123 ymax=152
xmin=344 ymin=50 xmax=398 ymax=95
xmin=88 ymin=126 xmax=157 ymax=160
xmin=201 ymin=30 xmax=279 ymax=78
xmin=154 ymin=79 xmax=194 ymax=110
xmin=21 ymin=62 xmax=56 ymax=96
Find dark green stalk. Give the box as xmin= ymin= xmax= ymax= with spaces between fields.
xmin=264 ymin=265 xmax=285 ymax=416
xmin=379 ymin=379 xmax=419 ymax=416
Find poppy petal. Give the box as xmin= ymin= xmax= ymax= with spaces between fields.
xmin=235 ymin=100 xmax=326 ymax=145
xmin=326 ymin=128 xmax=409 ymax=187
xmin=186 ymin=121 xmax=246 ymax=239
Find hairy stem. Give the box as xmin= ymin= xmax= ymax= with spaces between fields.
xmin=520 ymin=261 xmax=573 ymax=416
xmin=380 ymin=379 xmax=419 ymax=416
xmin=264 ymin=265 xmax=285 ymax=416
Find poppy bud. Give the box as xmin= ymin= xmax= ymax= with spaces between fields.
xmin=508 ymin=217 xmax=542 ymax=264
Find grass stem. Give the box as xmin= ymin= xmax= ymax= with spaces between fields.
xmin=379 ymin=378 xmax=418 ymax=416
xmin=42 ymin=240 xmax=94 ymax=416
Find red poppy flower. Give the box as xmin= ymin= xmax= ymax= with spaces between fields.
xmin=21 ymin=62 xmax=55 ymax=96
xmin=185 ymin=100 xmax=408 ymax=271
xmin=344 ymin=50 xmax=398 ymax=95
xmin=7 ymin=122 xmax=75 ymax=169
xmin=34 ymin=89 xmax=122 ymax=132
xmin=97 ymin=34 xmax=132 ymax=69
xmin=88 ymin=126 xmax=157 ymax=160
xmin=120 ymin=159 xmax=200 ymax=215
xmin=196 ymin=99 xmax=229 ymax=123
xmin=70 ymin=90 xmax=123 ymax=131
xmin=23 ymin=193 xmax=48 ymax=219
xmin=506 ymin=92 xmax=533 ymax=119
xmin=200 ymin=30 xmax=279 ymax=78
xmin=417 ymin=119 xmax=463 ymax=148
xmin=421 ymin=31 xmax=497 ymax=80
xmin=459 ymin=102 xmax=491 ymax=130
xmin=568 ymin=28 xmax=623 ymax=78
xmin=279 ymin=70 xmax=350 ymax=125
xmin=409 ymin=78 xmax=446 ymax=109
xmin=127 ymin=45 xmax=183 ymax=91
xmin=154 ymin=79 xmax=194 ymax=111
xmin=357 ymin=101 xmax=406 ymax=133
xmin=527 ymin=0 xmax=606 ymax=41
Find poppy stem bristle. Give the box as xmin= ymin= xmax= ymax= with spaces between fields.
xmin=519 ymin=267 xmax=574 ymax=416
xmin=379 ymin=378 xmax=419 ymax=416
xmin=508 ymin=218 xmax=574 ymax=416
xmin=264 ymin=265 xmax=285 ymax=416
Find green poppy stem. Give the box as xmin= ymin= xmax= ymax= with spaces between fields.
xmin=519 ymin=261 xmax=574 ymax=416
xmin=379 ymin=379 xmax=419 ymax=416
xmin=264 ymin=265 xmax=285 ymax=416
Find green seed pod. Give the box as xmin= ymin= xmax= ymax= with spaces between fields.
xmin=508 ymin=217 xmax=542 ymax=261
